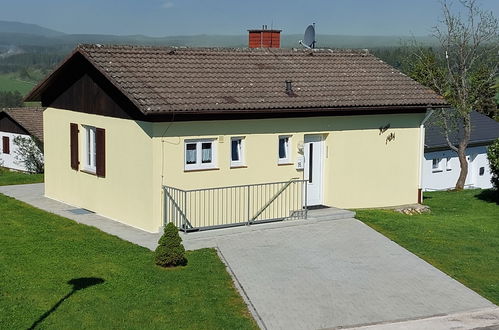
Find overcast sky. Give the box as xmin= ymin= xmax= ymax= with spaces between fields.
xmin=1 ymin=0 xmax=498 ymax=36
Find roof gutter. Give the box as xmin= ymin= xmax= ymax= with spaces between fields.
xmin=146 ymin=104 xmax=447 ymax=119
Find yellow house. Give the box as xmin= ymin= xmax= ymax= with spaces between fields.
xmin=26 ymin=45 xmax=447 ymax=233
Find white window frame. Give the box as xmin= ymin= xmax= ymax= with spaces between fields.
xmin=83 ymin=125 xmax=97 ymax=173
xmin=184 ymin=139 xmax=217 ymax=171
xmin=278 ymin=135 xmax=292 ymax=164
xmin=230 ymin=137 xmax=245 ymax=167
xmin=432 ymin=158 xmax=443 ymax=172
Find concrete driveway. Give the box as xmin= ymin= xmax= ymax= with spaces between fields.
xmin=184 ymin=218 xmax=494 ymax=330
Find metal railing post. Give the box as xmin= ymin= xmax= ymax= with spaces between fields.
xmin=184 ymin=190 xmax=188 ymax=231
xmin=304 ymin=180 xmax=308 ymax=219
xmin=246 ymin=185 xmax=251 ymax=225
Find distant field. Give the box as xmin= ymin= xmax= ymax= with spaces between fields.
xmin=0 ymin=73 xmax=36 ymax=95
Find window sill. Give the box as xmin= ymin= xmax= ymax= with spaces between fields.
xmin=432 ymin=169 xmax=443 ymax=173
xmin=184 ymin=167 xmax=220 ymax=173
xmin=230 ymin=165 xmax=247 ymax=169
xmin=278 ymin=162 xmax=294 ymax=166
xmin=80 ymin=169 xmax=97 ymax=176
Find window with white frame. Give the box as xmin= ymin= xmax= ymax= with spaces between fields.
xmin=278 ymin=135 xmax=291 ymax=164
xmin=184 ymin=139 xmax=217 ymax=170
xmin=231 ymin=137 xmax=245 ymax=167
xmin=446 ymin=157 xmax=452 ymax=171
xmin=432 ymin=158 xmax=443 ymax=172
xmin=84 ymin=125 xmax=97 ymax=173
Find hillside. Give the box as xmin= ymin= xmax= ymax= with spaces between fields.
xmin=0 ymin=20 xmax=65 ymax=37
xmin=0 ymin=20 xmax=435 ymax=49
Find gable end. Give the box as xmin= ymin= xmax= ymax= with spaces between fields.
xmin=33 ymin=53 xmax=145 ymax=121
xmin=0 ymin=112 xmax=29 ymax=136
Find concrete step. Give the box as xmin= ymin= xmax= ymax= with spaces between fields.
xmin=307 ymin=207 xmax=356 ymax=221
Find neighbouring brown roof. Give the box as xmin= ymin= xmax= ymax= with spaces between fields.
xmin=26 ymin=44 xmax=448 ymax=115
xmin=2 ymin=107 xmax=44 ymax=142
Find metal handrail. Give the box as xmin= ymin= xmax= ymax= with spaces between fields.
xmin=181 ymin=179 xmax=305 ymax=193
xmin=249 ymin=178 xmax=297 ymax=223
xmin=163 ymin=179 xmax=307 ymax=231
xmin=163 ymin=187 xmax=193 ymax=230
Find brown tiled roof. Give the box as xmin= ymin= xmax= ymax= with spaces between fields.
xmin=28 ymin=44 xmax=448 ymax=115
xmin=2 ymin=107 xmax=44 ymax=142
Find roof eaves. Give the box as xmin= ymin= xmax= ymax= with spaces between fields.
xmin=145 ymin=104 xmax=440 ymax=117
xmin=425 ymin=139 xmax=495 ymax=151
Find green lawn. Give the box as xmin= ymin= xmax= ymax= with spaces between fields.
xmin=0 ymin=194 xmax=257 ymax=329
xmin=0 ymin=167 xmax=44 ymax=186
xmin=0 ymin=73 xmax=36 ymax=94
xmin=356 ymin=189 xmax=499 ymax=305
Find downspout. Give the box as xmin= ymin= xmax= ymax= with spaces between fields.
xmin=418 ymin=108 xmax=434 ymax=203
xmin=159 ymin=112 xmax=176 ymax=232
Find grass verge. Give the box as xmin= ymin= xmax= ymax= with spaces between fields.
xmin=355 ymin=189 xmax=499 ymax=305
xmin=0 ymin=167 xmax=44 ymax=186
xmin=0 ymin=193 xmax=257 ymax=329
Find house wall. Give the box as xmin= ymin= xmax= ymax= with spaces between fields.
xmin=0 ymin=131 xmax=33 ymax=171
xmin=45 ymin=108 xmax=424 ymax=232
xmin=151 ymin=113 xmax=425 ymax=227
xmin=43 ymin=108 xmax=157 ymax=232
xmin=423 ymin=145 xmax=493 ymax=191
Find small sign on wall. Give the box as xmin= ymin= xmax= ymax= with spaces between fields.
xmin=296 ymin=155 xmax=304 ymax=170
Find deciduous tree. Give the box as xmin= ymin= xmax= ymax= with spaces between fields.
xmin=407 ymin=0 xmax=498 ymax=190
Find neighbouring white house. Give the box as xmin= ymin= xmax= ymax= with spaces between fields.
xmin=0 ymin=107 xmax=44 ymax=171
xmin=423 ymin=111 xmax=499 ymax=191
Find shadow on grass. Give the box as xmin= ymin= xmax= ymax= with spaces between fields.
xmin=475 ymin=189 xmax=499 ymax=205
xmin=29 ymin=277 xmax=105 ymax=330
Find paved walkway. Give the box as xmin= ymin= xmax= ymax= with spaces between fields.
xmin=1 ymin=183 xmax=497 ymax=330
xmin=0 ymin=183 xmax=161 ymax=250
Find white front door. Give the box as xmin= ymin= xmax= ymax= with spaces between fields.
xmin=304 ymin=135 xmax=324 ymax=206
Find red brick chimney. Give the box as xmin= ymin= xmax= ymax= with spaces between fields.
xmin=248 ymin=25 xmax=282 ymax=48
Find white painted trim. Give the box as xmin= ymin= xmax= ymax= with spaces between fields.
xmin=304 ymin=134 xmax=324 ymax=206
xmin=278 ymin=135 xmax=292 ymax=164
xmin=230 ymin=136 xmax=245 ymax=167
xmin=184 ymin=138 xmax=217 ymax=171
xmin=82 ymin=125 xmax=97 ymax=173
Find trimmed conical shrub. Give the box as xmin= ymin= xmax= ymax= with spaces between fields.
xmin=155 ymin=222 xmax=187 ymax=267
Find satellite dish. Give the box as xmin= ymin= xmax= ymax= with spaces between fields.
xmin=299 ymin=24 xmax=316 ymax=49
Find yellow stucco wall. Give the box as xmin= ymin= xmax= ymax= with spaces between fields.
xmin=43 ymin=108 xmax=157 ymax=232
xmin=151 ymin=113 xmax=425 ymax=226
xmin=45 ymin=107 xmax=424 ymax=232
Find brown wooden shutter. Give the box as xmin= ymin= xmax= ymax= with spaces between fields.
xmin=96 ymin=128 xmax=106 ymax=177
xmin=2 ymin=136 xmax=10 ymax=154
xmin=70 ymin=123 xmax=79 ymax=170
